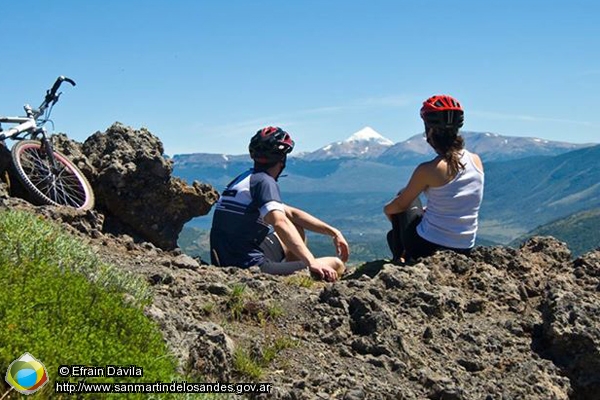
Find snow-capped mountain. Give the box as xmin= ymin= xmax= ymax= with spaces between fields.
xmin=301 ymin=127 xmax=395 ymax=161
xmin=345 ymin=126 xmax=395 ymax=145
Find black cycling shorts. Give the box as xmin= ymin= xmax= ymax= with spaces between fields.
xmin=259 ymin=232 xmax=307 ymax=275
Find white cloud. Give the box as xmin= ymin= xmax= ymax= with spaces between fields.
xmin=198 ymin=94 xmax=414 ymax=139
xmin=471 ymin=110 xmax=594 ymax=127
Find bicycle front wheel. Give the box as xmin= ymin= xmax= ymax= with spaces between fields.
xmin=11 ymin=140 xmax=95 ymax=210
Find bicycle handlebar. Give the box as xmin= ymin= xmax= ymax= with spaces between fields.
xmin=33 ymin=76 xmax=77 ymax=118
xmin=45 ymin=76 xmax=76 ymax=104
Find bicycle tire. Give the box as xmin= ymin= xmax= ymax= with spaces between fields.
xmin=11 ymin=140 xmax=95 ymax=210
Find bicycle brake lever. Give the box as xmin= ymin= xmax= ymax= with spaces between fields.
xmin=52 ymin=92 xmax=62 ymax=105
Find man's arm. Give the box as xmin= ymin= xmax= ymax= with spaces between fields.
xmin=284 ymin=205 xmax=340 ymax=236
xmin=264 ymin=210 xmax=338 ymax=281
xmin=284 ymin=205 xmax=349 ymax=262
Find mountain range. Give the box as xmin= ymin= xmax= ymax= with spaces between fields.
xmin=480 ymin=144 xmax=600 ymax=242
xmin=173 ymin=127 xmax=599 ymax=261
xmin=173 ymin=127 xmax=588 ymax=168
xmin=377 ymin=131 xmax=587 ymax=165
xmin=510 ymin=208 xmax=600 ymax=257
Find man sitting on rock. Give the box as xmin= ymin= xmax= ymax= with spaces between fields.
xmin=210 ymin=126 xmax=349 ymax=281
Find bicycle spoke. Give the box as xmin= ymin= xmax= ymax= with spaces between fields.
xmin=17 ymin=145 xmax=88 ymax=207
xmin=54 ymin=176 xmax=85 ymax=206
xmin=55 ymin=169 xmax=86 ymax=199
xmin=20 ymin=151 xmax=54 ymax=186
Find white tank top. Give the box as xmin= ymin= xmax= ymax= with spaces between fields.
xmin=416 ymin=150 xmax=484 ymax=249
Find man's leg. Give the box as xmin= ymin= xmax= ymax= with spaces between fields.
xmin=259 ymin=232 xmax=306 ymax=275
xmin=317 ymin=256 xmax=346 ymax=276
xmin=267 ymin=227 xmax=345 ymax=277
xmin=259 ymin=232 xmax=286 ymax=262
xmin=259 ymin=259 xmax=307 ymax=275
xmin=278 ymin=222 xmax=305 ymax=262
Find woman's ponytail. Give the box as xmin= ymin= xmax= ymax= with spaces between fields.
xmin=429 ymin=128 xmax=465 ymax=177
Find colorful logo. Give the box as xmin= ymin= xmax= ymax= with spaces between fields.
xmin=5 ymin=353 xmax=49 ymax=395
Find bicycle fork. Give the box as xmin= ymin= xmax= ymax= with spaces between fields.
xmin=38 ymin=130 xmax=60 ymax=171
xmin=37 ymin=130 xmax=67 ymax=203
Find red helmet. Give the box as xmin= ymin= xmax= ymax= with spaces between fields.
xmin=249 ymin=126 xmax=295 ymax=163
xmin=420 ymin=95 xmax=464 ymax=128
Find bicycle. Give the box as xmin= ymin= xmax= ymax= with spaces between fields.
xmin=0 ymin=76 xmax=94 ymax=210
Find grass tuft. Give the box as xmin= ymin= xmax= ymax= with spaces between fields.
xmin=226 ymin=284 xmax=246 ymax=321
xmin=233 ymin=336 xmax=299 ymax=380
xmin=284 ymin=274 xmax=316 ymax=288
xmin=233 ymin=348 xmax=263 ymax=380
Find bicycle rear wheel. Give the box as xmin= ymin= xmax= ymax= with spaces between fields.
xmin=11 ymin=140 xmax=95 ymax=210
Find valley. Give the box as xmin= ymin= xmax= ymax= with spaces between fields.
xmin=174 ymin=129 xmax=600 ymax=262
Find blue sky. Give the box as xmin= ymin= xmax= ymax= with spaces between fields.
xmin=1 ymin=0 xmax=598 ymax=155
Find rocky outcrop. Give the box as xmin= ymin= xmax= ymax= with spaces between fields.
xmin=0 ymin=124 xmax=219 ymax=249
xmin=80 ymin=231 xmax=599 ymax=399
xmin=535 ymin=250 xmax=600 ymax=399
xmin=76 ymin=123 xmax=218 ymax=249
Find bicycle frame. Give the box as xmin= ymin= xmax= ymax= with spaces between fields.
xmin=0 ymin=116 xmax=40 ymax=141
xmin=0 ymin=113 xmax=59 ymax=171
xmin=0 ymin=76 xmax=76 ymax=168
xmin=0 ymin=76 xmax=94 ymax=210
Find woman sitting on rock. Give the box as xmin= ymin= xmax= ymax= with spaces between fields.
xmin=383 ymin=95 xmax=484 ymax=262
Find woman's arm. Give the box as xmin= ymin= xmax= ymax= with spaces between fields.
xmin=384 ymin=163 xmax=430 ymax=217
xmin=471 ymin=152 xmax=484 ymax=172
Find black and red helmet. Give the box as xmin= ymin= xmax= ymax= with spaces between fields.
xmin=249 ymin=126 xmax=295 ymax=163
xmin=420 ymin=95 xmax=464 ymax=129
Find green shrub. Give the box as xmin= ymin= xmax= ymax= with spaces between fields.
xmin=0 ymin=210 xmax=152 ymax=304
xmin=0 ymin=210 xmax=225 ymax=399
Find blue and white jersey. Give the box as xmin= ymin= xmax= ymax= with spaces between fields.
xmin=210 ymin=169 xmax=285 ymax=267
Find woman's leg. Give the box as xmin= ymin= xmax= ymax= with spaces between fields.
xmin=404 ymin=230 xmax=440 ymax=260
xmin=387 ymin=214 xmax=404 ymax=262
xmin=387 ymin=193 xmax=424 ymax=262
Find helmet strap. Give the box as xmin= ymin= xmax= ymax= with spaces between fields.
xmin=275 ymin=156 xmax=287 ymax=180
xmin=253 ymin=156 xmax=286 ymax=180
xmin=253 ymin=160 xmax=276 ymax=172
